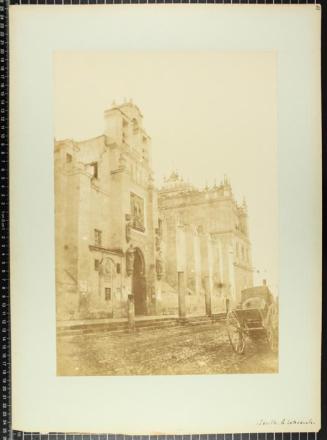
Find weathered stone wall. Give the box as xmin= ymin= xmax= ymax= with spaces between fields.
xmin=55 ymin=104 xmax=254 ymax=322
xmin=158 ymin=178 xmax=254 ymax=314
xmin=55 ymin=103 xmax=159 ymax=321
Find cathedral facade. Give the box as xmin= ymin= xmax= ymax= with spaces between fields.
xmin=55 ymin=102 xmax=253 ymax=321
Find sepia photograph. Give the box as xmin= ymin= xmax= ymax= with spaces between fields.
xmin=54 ymin=51 xmax=279 ymax=376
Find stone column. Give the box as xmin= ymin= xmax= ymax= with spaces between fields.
xmin=124 ymin=245 xmax=134 ymax=318
xmin=178 ymin=271 xmax=186 ymax=319
xmin=193 ymin=228 xmax=201 ymax=296
xmin=98 ymin=270 xmax=103 ymax=299
xmin=157 ymin=279 xmax=162 ymax=301
xmin=200 ymin=232 xmax=214 ymax=317
xmin=228 ymin=242 xmax=236 ymax=303
xmin=204 ymin=275 xmax=212 ymax=317
xmin=176 ymin=224 xmax=186 ymax=273
xmin=77 ymin=171 xmax=92 ymax=317
xmin=218 ymin=239 xmax=224 ymax=284
xmin=176 ymin=224 xmax=187 ymax=318
xmin=154 ymin=271 xmax=162 ymax=315
xmin=146 ymin=178 xmax=157 ymax=316
xmin=206 ymin=236 xmax=214 ymax=316
xmin=127 ymin=294 xmax=135 ymax=332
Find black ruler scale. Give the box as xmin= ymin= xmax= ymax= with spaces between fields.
xmin=0 ymin=1 xmax=323 ymax=440
xmin=8 ymin=433 xmax=322 ymax=440
xmin=1 ymin=1 xmax=10 ymax=440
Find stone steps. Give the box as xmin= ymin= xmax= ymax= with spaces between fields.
xmin=57 ymin=313 xmax=226 ymax=337
xmin=181 ymin=314 xmax=225 ymax=326
xmin=57 ymin=316 xmax=178 ymax=337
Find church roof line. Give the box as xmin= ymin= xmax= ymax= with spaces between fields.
xmin=158 ymin=172 xmax=248 ymax=213
xmin=105 ymin=100 xmax=144 ymax=119
xmin=55 ymin=134 xmax=106 ymax=147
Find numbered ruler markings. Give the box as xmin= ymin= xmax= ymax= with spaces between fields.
xmin=3 ymin=1 xmax=322 ymax=440
xmin=11 ymin=434 xmax=319 ymax=440
xmin=0 ymin=1 xmax=10 ymax=440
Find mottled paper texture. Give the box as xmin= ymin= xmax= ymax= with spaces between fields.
xmin=53 ymin=50 xmax=279 ymax=376
xmin=9 ymin=4 xmax=321 ymax=435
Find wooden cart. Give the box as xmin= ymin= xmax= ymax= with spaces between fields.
xmin=226 ymin=286 xmax=279 ymax=354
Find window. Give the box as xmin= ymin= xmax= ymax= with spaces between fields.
xmin=94 ymin=229 xmax=102 ymax=247
xmin=66 ymin=153 xmax=72 ymax=163
xmin=94 ymin=259 xmax=100 ymax=271
xmin=130 ymin=192 xmax=145 ymax=231
xmin=132 ymin=118 xmax=138 ymax=134
xmin=105 ymin=288 xmax=111 ymax=301
xmin=90 ymin=162 xmax=98 ymax=179
xmin=116 ymin=263 xmax=121 ymax=274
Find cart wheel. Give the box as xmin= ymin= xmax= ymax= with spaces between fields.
xmin=226 ymin=311 xmax=245 ymax=354
xmin=267 ymin=327 xmax=278 ymax=353
xmin=266 ymin=303 xmax=278 ymax=353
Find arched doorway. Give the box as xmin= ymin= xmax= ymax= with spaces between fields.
xmin=132 ymin=248 xmax=147 ymax=315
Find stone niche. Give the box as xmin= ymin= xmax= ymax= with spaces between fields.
xmin=130 ymin=192 xmax=145 ymax=232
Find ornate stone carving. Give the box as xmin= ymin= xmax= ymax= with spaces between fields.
xmin=125 ymin=214 xmax=132 ymax=243
xmin=148 ymin=172 xmax=155 ymax=190
xmin=118 ymin=153 xmax=127 ymax=170
xmin=155 ymin=228 xmax=161 ymax=252
xmin=156 ymin=251 xmax=163 ymax=280
xmin=130 ymin=192 xmax=145 ymax=231
xmin=104 ymin=258 xmax=113 ymax=276
xmin=126 ymin=244 xmax=135 ymax=276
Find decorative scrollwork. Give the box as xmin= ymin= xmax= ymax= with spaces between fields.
xmin=125 ymin=213 xmax=132 ymax=243
xmin=126 ymin=244 xmax=135 ymax=276
xmin=156 ymin=251 xmax=163 ymax=280
xmin=155 ymin=227 xmax=161 ymax=252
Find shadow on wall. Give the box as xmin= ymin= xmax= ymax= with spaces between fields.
xmin=155 ymin=281 xmax=226 ymax=316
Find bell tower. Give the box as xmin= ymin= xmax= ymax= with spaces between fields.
xmin=104 ymin=100 xmax=151 ymax=165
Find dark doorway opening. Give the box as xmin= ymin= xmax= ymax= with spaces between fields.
xmin=132 ymin=248 xmax=147 ymax=316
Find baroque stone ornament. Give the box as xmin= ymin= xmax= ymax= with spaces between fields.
xmin=148 ymin=171 xmax=155 ymax=190
xmin=126 ymin=244 xmax=135 ymax=276
xmin=130 ymin=192 xmax=145 ymax=231
xmin=118 ymin=152 xmax=127 ymax=170
xmin=155 ymin=228 xmax=161 ymax=252
xmin=125 ymin=214 xmax=132 ymax=243
xmin=156 ymin=251 xmax=163 ymax=280
xmin=104 ymin=258 xmax=113 ymax=276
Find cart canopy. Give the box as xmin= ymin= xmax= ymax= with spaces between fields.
xmin=241 ymin=286 xmax=273 ymax=306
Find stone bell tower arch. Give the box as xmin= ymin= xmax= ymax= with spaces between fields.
xmin=132 ymin=247 xmax=147 ymax=316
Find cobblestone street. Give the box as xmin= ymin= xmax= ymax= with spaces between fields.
xmin=57 ymin=321 xmax=278 ymax=376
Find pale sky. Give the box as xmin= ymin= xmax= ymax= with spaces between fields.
xmin=54 ymin=51 xmax=278 ymax=292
